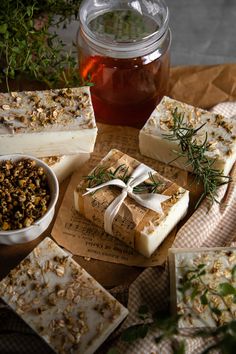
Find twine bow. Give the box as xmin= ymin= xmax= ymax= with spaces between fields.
xmin=83 ymin=163 xmax=170 ymax=235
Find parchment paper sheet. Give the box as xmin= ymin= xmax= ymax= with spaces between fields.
xmin=52 ymin=124 xmax=187 ymax=267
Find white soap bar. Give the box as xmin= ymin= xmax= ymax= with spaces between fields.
xmin=42 ymin=153 xmax=90 ymax=183
xmin=139 ymin=96 xmax=236 ymax=175
xmin=0 ymin=87 xmax=97 ymax=157
xmin=169 ymin=247 xmax=236 ymax=328
xmin=0 ymin=237 xmax=128 ymax=354
xmin=74 ymin=149 xmax=189 ymax=257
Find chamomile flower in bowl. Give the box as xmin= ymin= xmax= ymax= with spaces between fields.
xmin=0 ymin=154 xmax=59 ymax=245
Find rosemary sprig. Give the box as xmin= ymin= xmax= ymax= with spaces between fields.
xmin=163 ymin=108 xmax=231 ymax=207
xmin=84 ymin=164 xmax=162 ymax=194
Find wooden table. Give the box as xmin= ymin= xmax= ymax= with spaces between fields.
xmin=1 ymin=63 xmax=236 ymax=286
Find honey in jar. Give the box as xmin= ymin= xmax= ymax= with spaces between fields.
xmin=78 ymin=1 xmax=171 ymax=128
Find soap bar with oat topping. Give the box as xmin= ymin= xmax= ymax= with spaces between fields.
xmin=0 ymin=237 xmax=128 ymax=354
xmin=0 ymin=87 xmax=97 ymax=157
xmin=139 ymin=96 xmax=236 ymax=175
xmin=169 ymin=247 xmax=236 ymax=328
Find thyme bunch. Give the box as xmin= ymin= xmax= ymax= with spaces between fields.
xmin=0 ymin=0 xmax=85 ymax=91
xmin=84 ymin=164 xmax=162 ymax=194
xmin=163 ymin=108 xmax=231 ymax=207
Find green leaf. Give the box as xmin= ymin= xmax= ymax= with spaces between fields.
xmin=219 ymin=283 xmax=236 ymax=296
xmin=211 ymin=307 xmax=222 ymax=316
xmin=12 ymin=47 xmax=21 ymax=54
xmin=200 ymin=293 xmax=208 ymax=305
xmin=191 ymin=286 xmax=200 ymax=300
xmin=231 ymin=265 xmax=236 ymax=280
xmin=197 ymin=264 xmax=206 ymax=270
xmin=0 ymin=23 xmax=7 ymax=34
xmin=153 ymin=314 xmax=180 ymax=336
xmin=138 ymin=305 xmax=149 ymax=315
xmin=179 ymin=281 xmax=191 ymax=293
xmin=107 ymin=348 xmax=120 ymax=354
xmin=121 ymin=324 xmax=149 ymax=343
xmin=8 ymin=68 xmax=15 ymax=79
xmin=188 ymin=273 xmax=198 ymax=281
xmin=229 ymin=320 xmax=236 ymax=332
xmin=26 ymin=6 xmax=33 ymax=17
xmin=173 ymin=340 xmax=186 ymax=354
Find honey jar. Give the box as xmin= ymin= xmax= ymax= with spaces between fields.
xmin=78 ymin=0 xmax=171 ymax=128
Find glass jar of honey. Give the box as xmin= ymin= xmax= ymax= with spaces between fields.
xmin=78 ymin=0 xmax=171 ymax=128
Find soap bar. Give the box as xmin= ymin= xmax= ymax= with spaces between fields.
xmin=0 ymin=237 xmax=128 ymax=354
xmin=0 ymin=87 xmax=97 ymax=157
xmin=74 ymin=149 xmax=189 ymax=257
xmin=169 ymin=247 xmax=236 ymax=328
xmin=139 ymin=96 xmax=236 ymax=175
xmin=42 ymin=153 xmax=90 ymax=183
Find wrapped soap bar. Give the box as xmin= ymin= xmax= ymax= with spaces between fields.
xmin=0 ymin=237 xmax=128 ymax=354
xmin=74 ymin=149 xmax=189 ymax=257
xmin=139 ymin=96 xmax=236 ymax=175
xmin=169 ymin=247 xmax=236 ymax=328
xmin=42 ymin=153 xmax=90 ymax=183
xmin=0 ymin=87 xmax=97 ymax=157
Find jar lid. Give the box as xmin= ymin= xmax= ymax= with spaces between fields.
xmin=79 ymin=0 xmax=169 ymax=58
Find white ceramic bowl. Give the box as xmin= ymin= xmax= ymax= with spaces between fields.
xmin=0 ymin=154 xmax=59 ymax=245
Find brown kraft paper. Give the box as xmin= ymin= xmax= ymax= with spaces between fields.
xmin=52 ymin=125 xmax=188 ymax=267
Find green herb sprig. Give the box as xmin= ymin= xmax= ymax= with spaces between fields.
xmin=162 ymin=109 xmax=231 ymax=208
xmin=89 ymin=10 xmax=151 ymax=42
xmin=116 ymin=308 xmax=236 ymax=354
xmin=84 ymin=164 xmax=163 ymax=194
xmin=114 ymin=263 xmax=236 ymax=354
xmin=0 ymin=0 xmax=85 ymax=91
xmin=178 ymin=263 xmax=236 ymax=326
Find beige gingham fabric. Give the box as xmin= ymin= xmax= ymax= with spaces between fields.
xmin=1 ymin=102 xmax=236 ymax=354
xmin=113 ymin=164 xmax=236 ymax=354
xmin=113 ymin=101 xmax=236 ymax=354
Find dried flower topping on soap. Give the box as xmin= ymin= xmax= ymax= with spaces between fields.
xmin=0 ymin=87 xmax=96 ymax=134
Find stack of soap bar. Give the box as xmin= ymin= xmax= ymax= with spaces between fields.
xmin=139 ymin=96 xmax=236 ymax=175
xmin=0 ymin=87 xmax=97 ymax=157
xmin=42 ymin=153 xmax=90 ymax=183
xmin=0 ymin=237 xmax=128 ymax=354
xmin=169 ymin=247 xmax=236 ymax=328
xmin=74 ymin=149 xmax=189 ymax=257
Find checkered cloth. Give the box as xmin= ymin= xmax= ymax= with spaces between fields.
xmin=1 ymin=102 xmax=236 ymax=354
xmin=113 ymin=101 xmax=236 ymax=354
